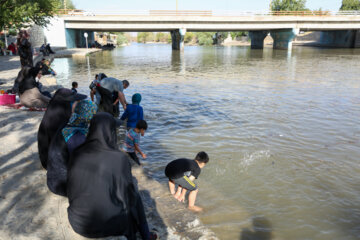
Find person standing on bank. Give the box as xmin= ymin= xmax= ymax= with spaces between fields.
xmin=17 ymin=30 xmax=33 ymax=68
xmin=96 ymin=77 xmax=129 ymax=116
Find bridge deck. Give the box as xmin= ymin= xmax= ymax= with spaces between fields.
xmin=62 ymin=15 xmax=360 ymax=32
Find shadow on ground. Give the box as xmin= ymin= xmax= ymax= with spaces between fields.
xmin=240 ymin=216 xmax=273 ymax=240
xmin=0 ymin=108 xmax=60 ymax=239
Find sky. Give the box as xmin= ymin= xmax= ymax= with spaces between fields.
xmin=72 ymin=0 xmax=343 ymax=12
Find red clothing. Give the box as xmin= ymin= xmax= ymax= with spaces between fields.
xmin=7 ymin=44 xmax=16 ymax=55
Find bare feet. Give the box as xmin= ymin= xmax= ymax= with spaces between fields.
xmin=188 ymin=205 xmax=203 ymax=212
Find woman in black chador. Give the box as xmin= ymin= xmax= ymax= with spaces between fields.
xmin=13 ymin=67 xmax=50 ymax=108
xmin=37 ymin=88 xmax=86 ymax=169
xmin=17 ymin=30 xmax=33 ymax=68
xmin=67 ymin=112 xmax=156 ymax=240
xmin=47 ymin=100 xmax=97 ymax=197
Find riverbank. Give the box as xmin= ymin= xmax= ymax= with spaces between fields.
xmin=0 ymin=56 xmax=218 ymax=239
xmin=0 ymin=48 xmax=101 ymax=91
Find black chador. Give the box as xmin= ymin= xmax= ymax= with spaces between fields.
xmin=67 ymin=112 xmax=150 ymax=239
xmin=37 ymin=88 xmax=86 ymax=169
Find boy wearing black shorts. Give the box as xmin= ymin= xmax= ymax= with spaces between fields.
xmin=164 ymin=151 xmax=209 ymax=212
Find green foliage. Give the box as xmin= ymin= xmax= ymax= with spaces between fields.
xmin=0 ymin=40 xmax=4 ymax=48
xmin=230 ymin=31 xmax=248 ymax=40
xmin=0 ymin=0 xmax=60 ymax=29
xmin=155 ymin=32 xmax=170 ymax=42
xmin=58 ymin=0 xmax=76 ymax=9
xmin=116 ymin=33 xmax=128 ymax=46
xmin=195 ymin=32 xmax=214 ymax=46
xmin=271 ymin=0 xmax=308 ymax=11
xmin=167 ymin=34 xmax=172 ymax=43
xmin=217 ymin=31 xmax=229 ymax=40
xmin=8 ymin=28 xmax=17 ymax=36
xmin=340 ymin=0 xmax=360 ymax=10
xmin=137 ymin=32 xmax=155 ymax=43
xmin=184 ymin=32 xmax=195 ymax=43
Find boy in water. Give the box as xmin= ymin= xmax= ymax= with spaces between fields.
xmin=120 ymin=93 xmax=144 ymax=129
xmin=71 ymin=82 xmax=78 ymax=93
xmin=123 ymin=120 xmax=147 ymax=166
xmin=164 ymin=151 xmax=209 ymax=212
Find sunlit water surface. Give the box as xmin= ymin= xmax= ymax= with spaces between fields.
xmin=53 ymin=44 xmax=360 ymax=240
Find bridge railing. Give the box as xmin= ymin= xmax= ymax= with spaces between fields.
xmin=150 ymin=10 xmax=212 ymax=16
xmin=212 ymin=10 xmax=360 ymax=16
xmin=57 ymin=9 xmax=360 ymax=17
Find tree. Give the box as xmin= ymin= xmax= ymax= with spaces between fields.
xmin=137 ymin=32 xmax=155 ymax=43
xmin=195 ymin=32 xmax=214 ymax=46
xmin=340 ymin=0 xmax=360 ymax=10
xmin=270 ymin=0 xmax=308 ymax=11
xmin=155 ymin=32 xmax=170 ymax=42
xmin=0 ymin=0 xmax=60 ymax=30
xmin=116 ymin=33 xmax=128 ymax=46
xmin=230 ymin=31 xmax=248 ymax=40
xmin=184 ymin=32 xmax=195 ymax=43
xmin=58 ymin=0 xmax=76 ymax=10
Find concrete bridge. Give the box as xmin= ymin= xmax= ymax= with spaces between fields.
xmin=45 ymin=10 xmax=360 ymax=50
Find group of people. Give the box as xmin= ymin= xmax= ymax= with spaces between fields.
xmin=36 ymin=87 xmax=157 ymax=239
xmin=10 ymin=29 xmax=58 ymax=108
xmin=87 ymin=74 xmax=211 ymax=212
xmin=10 ymin=42 xmax=210 ymax=237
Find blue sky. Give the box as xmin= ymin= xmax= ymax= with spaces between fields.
xmin=73 ymin=0 xmax=342 ymax=12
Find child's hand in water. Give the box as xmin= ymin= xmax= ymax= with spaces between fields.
xmin=177 ymin=195 xmax=185 ymax=203
xmin=141 ymin=153 xmax=147 ymax=159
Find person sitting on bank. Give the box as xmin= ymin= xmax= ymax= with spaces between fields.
xmin=47 ymin=99 xmax=97 ymax=196
xmin=95 ymin=77 xmax=129 ymax=115
xmin=122 ymin=120 xmax=147 ymax=166
xmin=15 ymin=67 xmax=51 ymax=108
xmin=35 ymin=58 xmax=56 ymax=76
xmin=67 ymin=113 xmax=157 ymax=240
xmin=164 ymin=151 xmax=209 ymax=212
xmin=34 ymin=70 xmax=52 ymax=98
xmin=71 ymin=82 xmax=78 ymax=93
xmin=7 ymin=42 xmax=17 ymax=55
xmin=120 ymin=93 xmax=144 ymax=129
xmin=40 ymin=43 xmax=56 ymax=56
xmin=38 ymin=88 xmax=87 ymax=169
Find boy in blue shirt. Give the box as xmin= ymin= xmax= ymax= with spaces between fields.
xmin=123 ymin=120 xmax=147 ymax=165
xmin=120 ymin=93 xmax=144 ymax=129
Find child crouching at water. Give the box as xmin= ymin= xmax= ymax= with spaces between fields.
xmin=164 ymin=151 xmax=209 ymax=212
xmin=123 ymin=120 xmax=147 ymax=166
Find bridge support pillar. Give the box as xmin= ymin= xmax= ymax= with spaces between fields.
xmin=65 ymin=29 xmax=94 ymax=48
xmin=270 ymin=28 xmax=299 ymax=50
xmin=355 ymin=30 xmax=360 ymax=48
xmin=249 ymin=31 xmax=268 ymax=49
xmin=320 ymin=30 xmax=359 ymax=48
xmin=171 ymin=28 xmax=186 ymax=51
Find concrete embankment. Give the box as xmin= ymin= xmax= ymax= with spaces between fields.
xmin=0 ymin=54 xmax=218 ymax=239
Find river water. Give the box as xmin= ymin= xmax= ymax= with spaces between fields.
xmin=53 ymin=44 xmax=360 ymax=240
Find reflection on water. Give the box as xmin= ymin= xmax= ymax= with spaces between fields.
xmin=52 ymin=44 xmax=360 ymax=240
